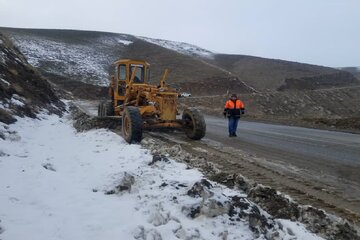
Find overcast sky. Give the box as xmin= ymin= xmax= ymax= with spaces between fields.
xmin=0 ymin=0 xmax=359 ymax=67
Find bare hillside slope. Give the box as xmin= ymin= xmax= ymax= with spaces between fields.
xmin=209 ymin=54 xmax=359 ymax=91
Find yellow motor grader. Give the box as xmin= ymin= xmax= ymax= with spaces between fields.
xmin=98 ymin=59 xmax=206 ymax=143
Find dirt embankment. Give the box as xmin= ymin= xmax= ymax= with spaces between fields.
xmin=277 ymin=71 xmax=360 ymax=91
xmin=0 ymin=33 xmax=64 ymax=124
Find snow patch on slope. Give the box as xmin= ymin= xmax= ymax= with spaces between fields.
xmin=137 ymin=36 xmax=214 ymax=59
xmin=7 ymin=33 xmax=132 ymax=86
xmin=0 ymin=77 xmax=10 ymax=86
xmin=8 ymin=35 xmax=109 ymax=86
xmin=117 ymin=39 xmax=133 ymax=45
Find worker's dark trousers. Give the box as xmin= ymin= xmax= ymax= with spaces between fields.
xmin=228 ymin=117 xmax=239 ymax=135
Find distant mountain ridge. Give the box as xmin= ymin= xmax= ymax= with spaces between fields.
xmin=0 ymin=27 xmax=358 ymax=95
xmin=339 ymin=67 xmax=360 ymax=80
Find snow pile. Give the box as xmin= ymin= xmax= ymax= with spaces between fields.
xmin=137 ymin=36 xmax=214 ymax=59
xmin=0 ymin=113 xmax=323 ymax=239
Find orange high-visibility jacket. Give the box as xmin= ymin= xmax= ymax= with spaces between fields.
xmin=225 ymin=99 xmax=245 ymax=109
xmin=224 ymin=99 xmax=245 ymax=118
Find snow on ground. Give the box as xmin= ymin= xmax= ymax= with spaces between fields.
xmin=137 ymin=36 xmax=214 ymax=59
xmin=0 ymin=112 xmax=323 ymax=240
xmin=9 ymin=95 xmax=25 ymax=107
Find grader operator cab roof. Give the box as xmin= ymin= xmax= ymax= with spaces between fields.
xmin=113 ymin=59 xmax=150 ymax=84
xmin=114 ymin=59 xmax=150 ymax=66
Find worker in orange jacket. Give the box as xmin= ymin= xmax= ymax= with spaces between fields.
xmin=223 ymin=94 xmax=245 ymax=137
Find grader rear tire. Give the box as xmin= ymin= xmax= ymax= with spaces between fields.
xmin=122 ymin=106 xmax=142 ymax=144
xmin=182 ymin=107 xmax=206 ymax=140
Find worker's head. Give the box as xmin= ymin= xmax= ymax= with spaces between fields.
xmin=230 ymin=94 xmax=237 ymax=100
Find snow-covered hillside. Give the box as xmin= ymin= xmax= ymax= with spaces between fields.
xmin=6 ymin=31 xmax=134 ymax=86
xmin=137 ymin=36 xmax=214 ymax=59
xmin=4 ymin=30 xmax=216 ymax=88
xmin=1 ymin=28 xmax=255 ymax=95
xmin=0 ymin=110 xmax=322 ymax=240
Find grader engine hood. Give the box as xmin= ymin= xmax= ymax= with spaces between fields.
xmin=158 ymin=93 xmax=178 ymax=121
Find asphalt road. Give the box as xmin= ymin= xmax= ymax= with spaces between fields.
xmin=204 ymin=116 xmax=360 ymax=199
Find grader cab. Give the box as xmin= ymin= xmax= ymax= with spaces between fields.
xmin=98 ymin=59 xmax=206 ymax=143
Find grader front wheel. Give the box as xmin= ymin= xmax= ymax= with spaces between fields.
xmin=182 ymin=108 xmax=206 ymax=140
xmin=122 ymin=106 xmax=142 ymax=143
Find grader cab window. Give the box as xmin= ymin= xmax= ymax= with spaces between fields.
xmin=130 ymin=64 xmax=145 ymax=83
xmin=117 ymin=64 xmax=126 ymax=96
xmin=118 ymin=64 xmax=126 ymax=80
